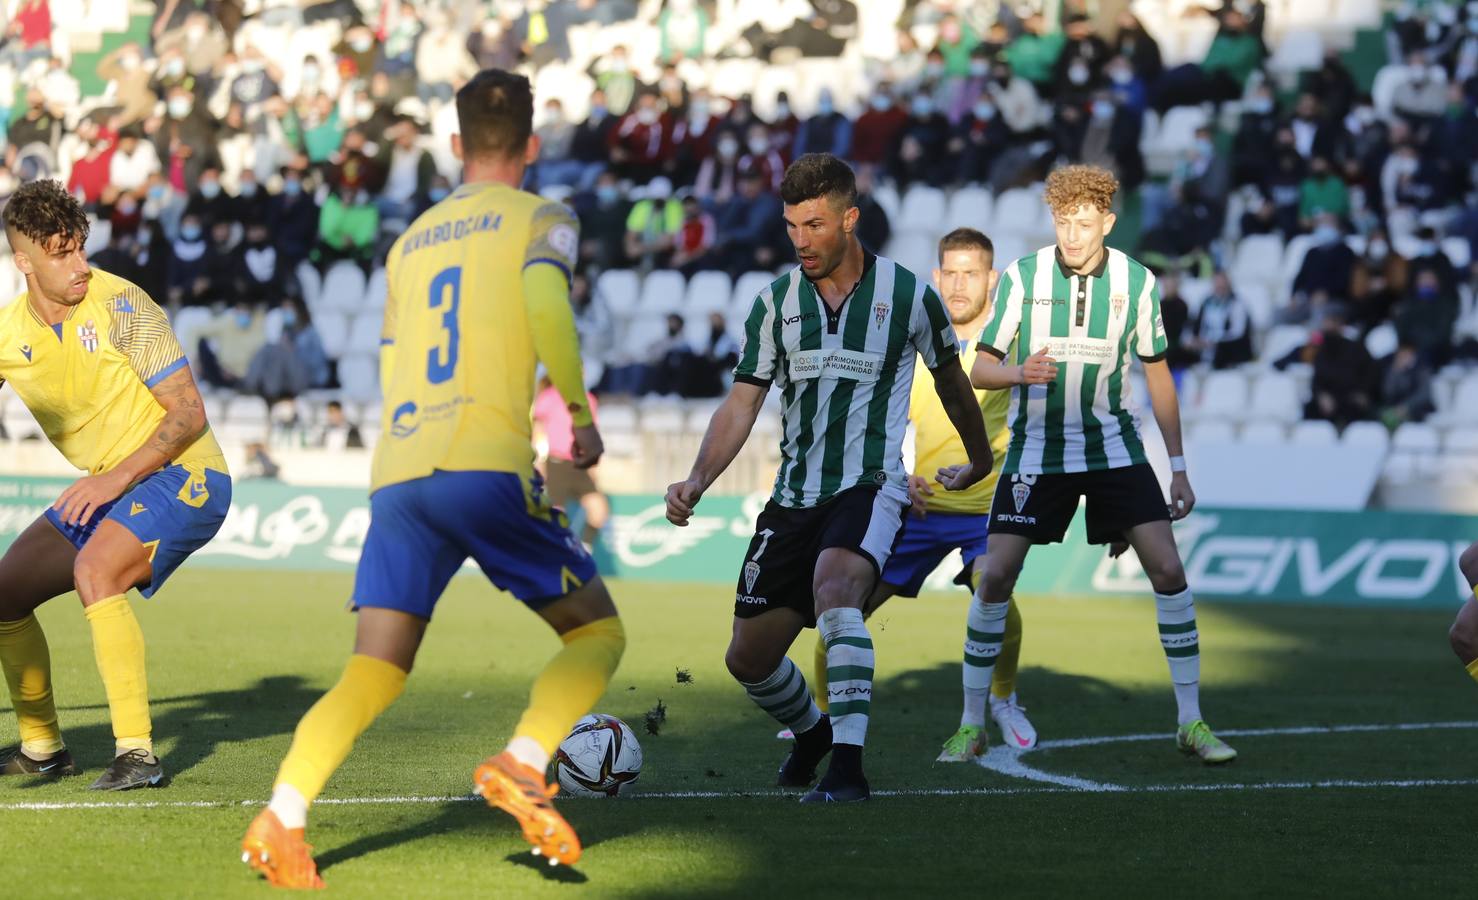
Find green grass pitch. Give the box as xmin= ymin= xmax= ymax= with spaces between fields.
xmin=3 ymin=570 xmax=1472 ymax=897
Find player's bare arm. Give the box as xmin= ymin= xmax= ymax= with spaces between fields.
xmin=665 ymin=381 xmax=766 ymax=526
xmin=53 ymin=365 xmax=207 ymax=527
xmin=930 ymin=360 xmax=993 ymax=492
xmin=1142 ymin=358 xmax=1195 ymax=519
xmin=971 ymin=345 xmax=1057 ymax=390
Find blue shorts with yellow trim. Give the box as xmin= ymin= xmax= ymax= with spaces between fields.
xmin=45 ymin=462 xmax=232 ymax=598
xmin=880 ymin=512 xmax=990 ymax=598
xmin=351 ymin=470 xmax=597 ymax=620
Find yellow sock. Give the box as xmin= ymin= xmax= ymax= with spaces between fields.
xmin=275 ymin=654 xmax=407 ymax=804
xmin=84 ymin=595 xmax=152 ymax=757
xmin=1467 ymin=659 xmax=1478 ymax=683
xmin=812 ymin=631 xmax=830 ymax=714
xmin=0 ymin=615 xmax=63 ymax=756
xmin=512 ymin=616 xmax=625 ymax=766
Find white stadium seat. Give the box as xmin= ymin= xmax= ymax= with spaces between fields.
xmin=597 ymin=404 xmax=638 ymax=433
xmin=685 ymin=270 xmax=733 ymax=314
xmin=225 ymin=395 xmax=269 ymax=425
xmin=1248 ymin=372 xmax=1303 ymax=424
xmin=732 ymin=270 xmax=775 ymax=308
xmin=1188 ymin=420 xmax=1236 ymax=445
xmin=1260 ymin=325 xmax=1309 ymax=366
xmin=1268 ymin=30 xmax=1323 ymax=79
xmin=899 ymin=185 xmax=948 ymax=233
xmin=315 ymin=311 xmax=350 ymax=360
xmin=884 ymin=232 xmax=938 ymax=279
xmin=1342 ymin=420 xmax=1391 ymax=453
xmin=1291 ymin=420 xmax=1338 ymax=445
xmin=1392 ymin=422 xmax=1440 ymax=454
xmin=992 ymin=186 xmax=1054 ymax=247
xmin=364 ymin=266 xmax=388 ymax=310
xmin=1365 ymin=322 xmax=1399 ymax=360
xmin=347 ymin=312 xmax=383 ymax=356
xmin=1239 ymin=420 xmax=1287 ymax=444
xmin=296 ymin=261 xmax=323 ymax=311
xmin=1197 ymin=370 xmax=1250 ymax=421
xmin=638 ymin=269 xmax=686 ymax=316
xmin=596 ymin=269 xmax=641 ymax=320
xmin=337 ymin=354 xmax=379 ymax=405
xmin=320 ymin=261 xmax=368 ymax=315
xmin=945 ymin=186 xmax=993 ymax=232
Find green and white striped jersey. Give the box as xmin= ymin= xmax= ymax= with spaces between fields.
xmin=734 ymin=253 xmax=959 ymax=509
xmin=976 ymin=245 xmax=1168 ymax=475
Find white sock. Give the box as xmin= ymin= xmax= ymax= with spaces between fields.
xmin=962 ymin=595 xmax=1009 ymax=728
xmin=739 ymin=657 xmax=823 ymax=734
xmin=268 ymin=783 xmax=308 ymax=830
xmin=818 ymin=607 xmax=873 ymax=747
xmin=1155 ymin=586 xmax=1203 ymax=725
xmin=506 ymin=735 xmax=551 ymax=773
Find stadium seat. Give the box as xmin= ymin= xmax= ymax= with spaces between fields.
xmin=1180 ymin=276 xmax=1212 ymax=318
xmin=202 ymin=396 xmax=227 ymax=428
xmin=1239 ymin=420 xmax=1287 ymax=444
xmin=1278 ymin=234 xmax=1315 ymax=302
xmin=1442 ymin=428 xmax=1478 ymax=481
xmin=364 ymin=266 xmax=388 ymax=310
xmin=1248 ymin=372 xmax=1303 ymax=424
xmin=638 ymin=269 xmax=687 ymax=316
xmin=337 ymin=354 xmax=379 ymax=405
xmin=1188 ymin=420 xmax=1236 ymax=445
xmin=315 ymin=311 xmax=351 ymax=360
xmin=871 ymin=182 xmax=901 ymax=226
xmin=732 ymin=270 xmax=774 ymax=308
xmin=225 ymin=395 xmax=269 ymax=427
xmin=1267 ymin=30 xmax=1323 ymax=80
xmin=1438 ymin=375 xmax=1478 ymax=426
xmin=296 ymin=261 xmax=323 ymax=312
xmin=1197 ymin=370 xmax=1250 ymax=422
xmin=991 ymin=186 xmax=1053 ymax=247
xmin=1341 ymin=420 xmax=1391 ymax=453
xmin=899 ymin=185 xmax=948 ymax=233
xmin=685 ymin=270 xmax=733 ymax=314
xmin=640 ymin=403 xmax=684 ymax=433
xmin=597 ymin=404 xmax=637 ymax=433
xmin=1231 ymin=234 xmax=1284 ymax=300
xmin=1442 ymin=237 xmax=1471 ymax=269
xmin=1260 ymin=325 xmax=1309 ymax=366
xmin=596 ymin=269 xmax=641 ymax=320
xmin=945 ymin=186 xmax=993 ymax=231
xmin=1144 ymin=106 xmax=1208 ymax=175
xmin=1364 ymin=322 xmax=1399 ymax=360
xmin=1381 ymin=451 xmax=1418 ymax=485
xmin=1333 ymin=0 xmax=1382 ymax=28
xmin=1392 ymin=422 xmax=1440 ymax=454
xmin=320 ymin=262 xmax=368 ymax=315
xmin=1291 ymin=419 xmax=1338 ymax=445
xmin=884 ymin=232 xmax=938 ymax=279
xmin=347 ymin=312 xmax=383 ymax=356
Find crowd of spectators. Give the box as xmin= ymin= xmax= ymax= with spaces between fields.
xmin=1 ymin=0 xmax=1477 ymax=422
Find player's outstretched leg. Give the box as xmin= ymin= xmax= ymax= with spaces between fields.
xmin=727 ymin=609 xmax=830 ymax=786
xmin=989 ymin=596 xmax=1037 ymax=750
xmin=475 ymin=578 xmax=625 ymax=868
xmin=243 ymin=608 xmax=419 ymax=889
xmin=801 ymin=549 xmax=877 ymax=804
xmin=1448 ymin=542 xmax=1478 ymax=682
xmin=940 ymin=542 xmax=1029 ymax=762
xmin=1128 ymin=522 xmax=1236 ymax=765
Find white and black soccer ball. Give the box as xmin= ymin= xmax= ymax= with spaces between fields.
xmin=553 ymin=713 xmax=643 ymax=797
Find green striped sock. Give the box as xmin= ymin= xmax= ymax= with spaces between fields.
xmin=819 ymin=608 xmax=873 ymax=746
xmin=741 ymin=658 xmax=822 ymax=733
xmin=1156 ymin=587 xmax=1201 ymax=724
xmin=962 ymin=597 xmax=1008 ymax=728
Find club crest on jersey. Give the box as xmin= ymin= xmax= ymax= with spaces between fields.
xmin=1011 ymin=480 xmax=1031 ymax=513
xmin=873 ymin=301 xmax=889 ymax=328
xmin=1110 ymin=293 xmax=1127 ymax=318
xmin=743 ymin=561 xmax=761 ymax=593
xmin=77 ymin=320 xmax=98 ymax=353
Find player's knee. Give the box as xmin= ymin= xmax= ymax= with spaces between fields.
xmin=724 ymin=643 xmax=774 ymax=684
xmin=979 ymin=559 xmax=1019 ymax=603
xmin=1144 ymin=559 xmax=1188 ymax=595
xmin=1449 ymin=616 xmax=1478 ymax=663
xmin=812 ymin=572 xmax=866 ymax=613
xmin=1460 ymin=544 xmax=1478 ymax=588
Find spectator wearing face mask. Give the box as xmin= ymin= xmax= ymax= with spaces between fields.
xmin=245 ymin=298 xmax=331 ymax=403
xmin=268 ymin=169 xmax=320 ymax=273
xmin=570 ymin=89 xmax=618 ymax=190
xmin=768 ymin=92 xmax=801 ymax=163
xmin=336 ymin=25 xmax=380 ymax=80
xmin=670 ymin=193 xmax=718 ymax=276
xmin=945 ymin=47 xmax=994 ymax=124
xmin=1391 ymin=51 xmax=1448 ymax=122
xmin=646 ymin=313 xmax=694 ymax=396
xmin=1283 ymin=93 xmax=1340 ymax=162
xmin=197 ymin=301 xmax=268 ymax=390
xmin=712 ymin=166 xmax=784 ymax=276
xmin=659 ymin=0 xmax=708 ymax=63
xmin=795 ymin=89 xmax=852 ymax=159
xmin=65 ymin=118 xmax=117 ymax=207
xmin=330 ymin=128 xmax=387 ymax=197
xmin=533 ymin=100 xmax=583 ymax=189
xmin=591 ymin=46 xmax=641 ymax=117
xmin=378 ymin=1 xmax=423 ymax=80
xmin=155 ymin=12 xmax=228 ymax=80
xmin=1394 ymin=268 xmax=1459 ymax=367
xmin=168 ymin=212 xmax=213 ymax=306
xmin=1348 ymin=228 xmax=1407 ymax=332
xmin=154 ymin=86 xmax=221 ymax=191
xmin=1103 ymin=54 xmax=1148 ymax=121
xmin=149 ymin=48 xmax=197 ymax=98
xmin=688 ymin=311 xmax=740 ymax=398
xmin=1112 ymin=11 xmax=1163 ymax=84
xmin=849 ymin=88 xmax=908 ymax=180
xmin=1298 ymin=156 xmax=1349 ymax=227
xmin=1300 ymin=48 xmax=1358 ymax=123
xmin=737 ymin=123 xmax=785 ymax=193
xmin=378 ymin=117 xmax=436 ymax=222
xmin=694 ymin=128 xmax=744 ymax=205
xmin=891 ymin=92 xmax=952 ymax=189
xmin=1183 ymin=271 xmax=1255 ymax=370
xmin=670 ymin=88 xmax=719 ymax=186
xmin=1277 ymin=304 xmax=1377 ymax=429
xmin=237 ymin=221 xmax=285 ymax=305
xmin=1004 ymin=13 xmax=1066 ymax=94
xmin=103 ymin=186 xmax=144 ymax=240
xmin=313 ymin=177 xmax=380 ymax=272
xmin=229 ymin=48 xmax=281 ymax=114
xmin=609 ymin=92 xmax=673 ymax=184
xmin=1378 ymin=343 xmax=1436 ymax=429
xmin=1232 ymin=84 xmax=1280 ymax=186
xmin=1288 ymin=216 xmax=1356 ymax=322
xmin=185 ymin=167 xmax=236 ymax=229
xmin=415 ymin=10 xmax=477 ymax=103
xmin=578 ymin=171 xmax=632 ymax=270
xmin=95 ymin=42 xmax=158 ymax=128
xmin=1053 ymin=14 xmax=1110 ymax=102
xmin=947 ymin=92 xmax=1011 ymax=186
xmin=624 ymin=176 xmax=683 ymax=272
xmin=1406 ymin=226 xmax=1460 ymax=298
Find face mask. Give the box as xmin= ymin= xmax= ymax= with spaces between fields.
xmin=1110 ymin=68 xmax=1132 ymax=85
xmin=661 ymin=76 xmax=680 ymax=92
xmin=925 ymin=62 xmax=944 ymax=78
xmin=1092 ymin=100 xmax=1115 ymax=121
xmin=168 ymin=98 xmax=193 ymax=118
xmin=181 ymin=224 xmax=202 ymax=241
xmin=747 ymin=136 xmax=768 ymax=154
xmin=282 ymin=310 xmax=298 ymax=328
xmin=355 ymin=190 xmax=369 ymax=205
xmin=148 ymin=184 xmax=166 ymax=201
xmin=871 ymin=95 xmax=891 ymax=112
xmin=283 ymin=179 xmax=302 ymax=196
xmin=775 ymin=102 xmax=790 ymax=118
xmin=164 ymin=59 xmax=185 ymax=77
xmin=200 ymin=181 xmax=221 ymax=199
xmin=817 ymin=97 xmax=834 ymax=115
xmin=717 ymin=138 xmax=738 ymax=158
xmin=595 ymin=185 xmax=620 ymax=205
xmin=428 ymin=187 xmax=450 ymax=202
xmin=302 ymin=66 xmax=320 ymax=84
xmin=543 ymin=106 xmax=561 ymax=125
xmin=1314 ymin=225 xmax=1341 ymax=244
xmin=243 ymin=59 xmax=264 ymax=74
xmin=137 ymin=229 xmax=152 ymax=247
xmin=1417 ymin=240 xmax=1437 ymax=256
xmin=1417 ymin=283 xmax=1440 ymax=300
xmin=235 ymin=310 xmax=252 ymax=328
xmin=357 ymin=102 xmax=375 ymax=121
xmin=636 ymin=108 xmax=658 ymax=126
xmin=590 ymin=104 xmax=607 ymax=121
xmin=1194 ymin=138 xmax=1214 ymax=157
xmin=117 ymin=197 xmax=138 ymax=215
xmin=1368 ymin=239 xmax=1389 ymax=260
xmin=350 ymin=35 xmax=373 ymax=52
xmin=911 ymin=97 xmax=933 ymax=117
xmin=610 ymin=59 xmax=629 ymax=74
xmin=690 ymin=100 xmax=709 ymax=120
xmin=1069 ymin=64 xmax=1090 ymax=85
xmin=240 ymin=182 xmax=258 ymax=198
xmin=969 ymin=60 xmax=989 ymax=77
xmin=973 ymin=102 xmax=996 ymax=121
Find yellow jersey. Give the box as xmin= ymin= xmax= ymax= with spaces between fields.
xmin=375 ymin=181 xmax=583 ymax=491
xmin=910 ymin=339 xmax=1011 ymax=515
xmin=0 ymin=268 xmax=225 ymax=475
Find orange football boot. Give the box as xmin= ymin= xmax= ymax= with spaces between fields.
xmin=241 ymin=808 xmax=325 ymax=890
xmin=473 ymin=752 xmax=582 ymax=866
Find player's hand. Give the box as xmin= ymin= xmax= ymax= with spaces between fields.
xmin=53 ymin=469 xmax=132 ymax=527
xmin=936 ymin=463 xmax=984 ymax=492
xmin=665 ymin=478 xmax=704 ymax=527
xmin=907 ymin=475 xmax=933 ymax=519
xmin=1020 ymin=347 xmax=1059 ymax=384
xmin=571 ymin=424 xmax=604 ymax=469
xmin=1108 ymin=539 xmax=1130 ymax=559
xmin=1169 ymin=472 xmax=1196 ymax=520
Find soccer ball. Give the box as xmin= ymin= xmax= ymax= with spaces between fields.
xmin=553 ymin=714 xmax=643 ymax=797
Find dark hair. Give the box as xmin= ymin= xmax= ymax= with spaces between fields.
xmin=780 ymin=153 xmax=857 ymax=210
xmin=938 ymin=227 xmax=994 ymax=264
xmin=3 ymin=179 xmax=89 ymax=249
xmin=455 ymin=68 xmax=534 ymax=160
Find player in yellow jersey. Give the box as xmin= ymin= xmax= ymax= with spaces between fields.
xmin=0 ymin=180 xmax=230 ymax=790
xmin=1448 ymin=541 xmax=1478 ymax=681
xmin=243 ymin=69 xmax=625 ymax=889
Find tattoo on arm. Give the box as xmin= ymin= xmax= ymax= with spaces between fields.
xmin=147 ymin=372 xmax=206 ymax=459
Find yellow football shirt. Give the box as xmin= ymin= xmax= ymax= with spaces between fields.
xmin=910 ymin=340 xmax=1011 ymax=515
xmin=0 ymin=267 xmax=225 ymax=475
xmin=374 ymin=181 xmax=582 ymax=491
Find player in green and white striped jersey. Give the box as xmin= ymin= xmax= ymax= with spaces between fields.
xmin=940 ymin=165 xmax=1236 ymax=764
xmin=666 ymin=154 xmax=994 ymax=802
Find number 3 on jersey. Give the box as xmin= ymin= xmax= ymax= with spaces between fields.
xmin=427 ymin=266 xmax=461 ymax=384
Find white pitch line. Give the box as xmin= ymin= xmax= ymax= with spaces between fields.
xmin=6 ymin=721 xmax=1476 ymax=811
